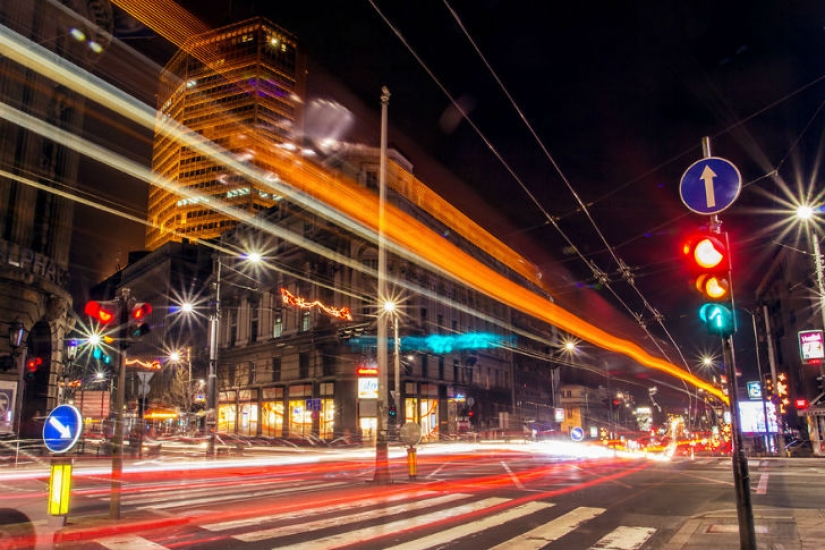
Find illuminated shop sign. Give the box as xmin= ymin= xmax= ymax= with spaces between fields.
xmin=356 ymin=366 xmax=378 ymax=376
xmin=799 ymin=330 xmax=824 ymax=365
xmin=358 ymin=378 xmax=378 ymax=399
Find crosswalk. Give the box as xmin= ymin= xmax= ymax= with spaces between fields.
xmin=86 ymin=485 xmax=659 ymax=550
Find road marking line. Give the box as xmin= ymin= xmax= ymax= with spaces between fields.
xmin=260 ymin=497 xmax=510 ymax=549
xmin=202 ymin=489 xmax=446 ymax=531
xmin=134 ymin=481 xmax=350 ymax=509
xmin=236 ymin=493 xmax=475 ymax=543
xmin=426 ymin=462 xmax=448 ymax=478
xmin=95 ymin=534 xmax=169 ymax=550
xmin=501 ymin=460 xmax=525 ymax=490
xmin=488 ymin=506 xmax=605 ymax=550
xmin=383 ymin=501 xmax=554 ymax=550
xmin=756 ymin=472 xmax=769 ymax=494
xmin=589 ymin=525 xmax=656 ymax=550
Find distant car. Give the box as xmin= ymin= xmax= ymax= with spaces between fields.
xmin=785 ymin=439 xmax=813 ymax=458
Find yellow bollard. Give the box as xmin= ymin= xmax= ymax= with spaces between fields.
xmin=48 ymin=457 xmax=73 ymax=516
xmin=407 ymin=446 xmax=417 ymax=481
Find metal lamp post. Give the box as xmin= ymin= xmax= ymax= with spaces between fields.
xmin=207 ymin=255 xmax=222 ymax=457
xmin=9 ymin=321 xmax=26 ymax=437
xmin=373 ymin=85 xmax=391 ymax=484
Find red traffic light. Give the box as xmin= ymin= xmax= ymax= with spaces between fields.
xmin=84 ymin=300 xmax=117 ymax=324
xmin=682 ymin=234 xmax=728 ymax=272
xmin=795 ymin=398 xmax=809 ymax=410
xmin=130 ymin=302 xmax=152 ymax=320
xmin=26 ymin=357 xmax=43 ymax=371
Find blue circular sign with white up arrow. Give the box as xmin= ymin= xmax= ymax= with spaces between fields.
xmin=679 ymin=157 xmax=742 ymax=215
xmin=43 ymin=404 xmax=83 ymax=454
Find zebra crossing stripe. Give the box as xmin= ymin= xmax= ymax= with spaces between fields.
xmin=383 ymin=501 xmax=554 ymax=550
xmin=589 ymin=526 xmax=657 ymax=550
xmin=135 ymin=481 xmax=350 ymax=510
xmin=235 ymin=492 xmax=473 ymax=543
xmin=202 ymin=489 xmax=447 ymax=532
xmin=95 ymin=534 xmax=169 ymax=550
xmin=488 ymin=506 xmax=606 ymax=550
xmin=254 ymin=497 xmax=511 ymax=548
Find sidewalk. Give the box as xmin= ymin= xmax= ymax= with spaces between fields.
xmin=666 ymin=507 xmax=825 ymax=549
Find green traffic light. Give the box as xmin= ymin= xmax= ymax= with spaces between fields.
xmin=699 ymin=303 xmax=735 ymax=337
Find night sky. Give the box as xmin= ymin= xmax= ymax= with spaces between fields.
xmin=72 ymin=1 xmax=825 ymax=398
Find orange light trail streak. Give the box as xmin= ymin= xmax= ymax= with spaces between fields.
xmin=86 ymin=2 xmax=725 ymax=403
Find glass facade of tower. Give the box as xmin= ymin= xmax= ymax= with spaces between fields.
xmin=147 ymin=17 xmax=304 ymax=250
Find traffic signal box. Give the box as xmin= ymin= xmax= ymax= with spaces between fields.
xmin=128 ymin=302 xmax=152 ymax=339
xmin=84 ymin=300 xmax=118 ymax=325
xmin=84 ymin=298 xmax=152 ymax=348
xmin=682 ymin=232 xmax=736 ymax=337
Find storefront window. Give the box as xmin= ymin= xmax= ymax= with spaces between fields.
xmin=320 ymin=398 xmax=334 ymax=439
xmin=239 ymin=402 xmax=258 ymax=436
xmin=261 ymin=401 xmax=284 ymax=437
xmin=289 ymin=399 xmax=312 ymax=438
xmin=420 ymin=398 xmax=439 ymax=441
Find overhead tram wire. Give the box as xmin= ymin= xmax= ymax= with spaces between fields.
xmin=0 ymin=14 xmax=729 ymax=400
xmin=368 ymin=0 xmax=708 ymax=420
xmin=367 ymin=1 xmax=689 ymax=377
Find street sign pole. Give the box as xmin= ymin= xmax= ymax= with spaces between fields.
xmin=684 ymin=137 xmax=754 ymax=550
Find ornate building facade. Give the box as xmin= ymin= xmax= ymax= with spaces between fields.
xmin=0 ymin=0 xmax=113 ymax=436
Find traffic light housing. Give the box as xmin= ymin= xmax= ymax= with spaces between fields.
xmin=25 ymin=356 xmax=42 ymax=380
xmin=128 ymin=302 xmax=152 ymax=339
xmin=682 ymin=232 xmax=735 ymax=337
xmin=84 ymin=300 xmax=118 ymax=325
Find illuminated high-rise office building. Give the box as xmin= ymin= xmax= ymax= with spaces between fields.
xmin=146 ymin=17 xmax=305 ymax=250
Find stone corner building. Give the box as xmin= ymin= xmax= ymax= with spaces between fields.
xmin=0 ymin=0 xmax=113 ymax=437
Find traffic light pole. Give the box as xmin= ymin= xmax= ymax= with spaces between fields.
xmin=721 ymin=335 xmax=756 ymax=549
xmin=110 ymin=288 xmax=129 ymax=519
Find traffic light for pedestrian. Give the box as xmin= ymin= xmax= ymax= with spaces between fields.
xmin=84 ymin=300 xmax=118 ymax=325
xmin=682 ymin=232 xmax=735 ymax=337
xmin=795 ymin=398 xmax=809 ymax=411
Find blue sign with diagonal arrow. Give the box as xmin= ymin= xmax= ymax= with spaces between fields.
xmin=43 ymin=404 xmax=83 ymax=454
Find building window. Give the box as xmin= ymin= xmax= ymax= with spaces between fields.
xmin=421 ymin=355 xmax=428 ymax=379
xmin=299 ymin=352 xmax=310 ymax=379
xmin=438 ymin=356 xmax=444 ymax=380
xmin=301 ymin=310 xmax=311 ymax=331
xmin=272 ymin=357 xmax=281 ymax=382
xmin=248 ymin=362 xmax=256 ymax=385
xmin=229 ymin=309 xmax=237 ymax=347
xmin=273 ymin=311 xmax=283 ymax=338
xmin=453 ymin=359 xmax=459 ymax=383
xmin=250 ymin=303 xmax=259 ymax=343
xmin=436 ymin=314 xmax=444 ymax=334
xmin=365 ymin=170 xmax=378 ymax=191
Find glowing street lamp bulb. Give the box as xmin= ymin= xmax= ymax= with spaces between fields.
xmin=170 ymin=352 xmax=181 ymax=362
xmin=383 ymin=301 xmax=396 ymax=313
xmin=246 ymin=252 xmax=262 ymax=263
xmin=181 ymin=302 xmax=194 ymax=313
xmin=88 ymin=334 xmax=101 ymax=346
xmin=797 ymin=205 xmax=814 ymax=220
